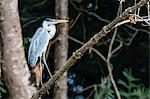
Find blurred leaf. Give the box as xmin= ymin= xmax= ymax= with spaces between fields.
xmin=118 ymin=69 xmax=149 ymax=99
xmin=0 ymin=87 xmax=7 ymax=93
xmin=0 ymin=80 xmax=4 ymax=86
xmin=132 ymin=87 xmax=150 ymax=99
xmin=94 ymin=86 xmax=99 ymax=99
xmin=94 ymin=77 xmax=114 ymax=99
xmin=0 ymin=79 xmax=7 ymax=94
xmin=120 ymin=90 xmax=128 ymax=97
xmin=118 ymin=79 xmax=128 ymax=88
xmin=123 ymin=69 xmax=139 ymax=82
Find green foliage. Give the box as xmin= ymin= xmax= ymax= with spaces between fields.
xmin=0 ymin=78 xmax=7 ymax=94
xmin=118 ymin=69 xmax=150 ymax=99
xmin=94 ymin=77 xmax=114 ymax=99
xmin=23 ymin=37 xmax=30 ymax=49
xmin=132 ymin=87 xmax=150 ymax=99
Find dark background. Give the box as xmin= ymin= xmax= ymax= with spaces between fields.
xmin=1 ymin=0 xmax=149 ymax=98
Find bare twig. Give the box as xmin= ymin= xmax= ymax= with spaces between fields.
xmin=23 ymin=17 xmax=44 ymax=28
xmin=106 ymin=28 xmax=121 ymax=99
xmin=31 ymin=0 xmax=149 ymax=98
xmin=69 ymin=13 xmax=82 ymax=29
xmin=82 ymin=84 xmax=99 ymax=92
xmin=70 ymin=0 xmax=149 ymax=34
xmin=126 ymin=25 xmax=149 ymax=34
xmin=81 ymin=15 xmax=87 ymax=42
xmin=115 ymin=15 xmax=150 ymax=27
xmin=125 ymin=30 xmax=138 ymax=46
xmin=106 ymin=3 xmax=123 ymax=98
xmin=148 ymin=1 xmax=150 ymax=18
xmin=46 ymin=42 xmax=51 ymax=59
xmin=117 ymin=30 xmax=139 ymax=46
xmin=86 ymin=89 xmax=94 ymax=99
xmin=111 ymin=39 xmax=123 ymax=55
xmin=32 ymin=0 xmax=48 ymax=8
xmin=90 ymin=12 xmax=150 ymax=34
xmin=68 ymin=36 xmax=107 ymax=63
xmin=94 ymin=0 xmax=98 ymax=10
xmin=45 ymin=37 xmax=60 ymax=60
xmin=69 ymin=36 xmax=123 ymax=97
xmin=135 ymin=14 xmax=150 ymax=26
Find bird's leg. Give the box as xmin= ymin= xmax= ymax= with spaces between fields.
xmin=43 ymin=51 xmax=52 ymax=77
xmin=43 ymin=51 xmax=52 ymax=94
xmin=39 ymin=56 xmax=43 ymax=86
xmin=43 ymin=52 xmax=60 ymax=87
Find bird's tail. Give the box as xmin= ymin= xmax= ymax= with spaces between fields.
xmin=29 ymin=63 xmax=44 ymax=88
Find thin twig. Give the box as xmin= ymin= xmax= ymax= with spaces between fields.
xmin=106 ymin=28 xmax=121 ymax=99
xmin=31 ymin=1 xmax=149 ymax=98
xmin=106 ymin=3 xmax=123 ymax=98
xmin=45 ymin=37 xmax=60 ymax=60
xmin=86 ymin=89 xmax=94 ymax=99
xmin=94 ymin=0 xmax=98 ymax=10
xmin=68 ymin=36 xmax=107 ymax=63
xmin=115 ymin=15 xmax=150 ymax=27
xmin=134 ymin=14 xmax=150 ymax=26
xmin=46 ymin=42 xmax=51 ymax=59
xmin=23 ymin=17 xmax=44 ymax=28
xmin=148 ymin=1 xmax=150 ymax=18
xmin=32 ymin=0 xmax=48 ymax=8
xmin=70 ymin=0 xmax=149 ymax=34
xmin=81 ymin=15 xmax=87 ymax=42
xmin=82 ymin=84 xmax=99 ymax=92
xmin=111 ymin=39 xmax=123 ymax=55
xmin=126 ymin=25 xmax=149 ymax=34
xmin=69 ymin=13 xmax=82 ymax=29
xmin=91 ymin=12 xmax=150 ymax=34
xmin=117 ymin=30 xmax=139 ymax=46
xmin=125 ymin=30 xmax=138 ymax=46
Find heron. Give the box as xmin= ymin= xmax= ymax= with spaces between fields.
xmin=28 ymin=18 xmax=68 ymax=85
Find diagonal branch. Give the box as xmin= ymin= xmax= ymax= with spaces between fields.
xmin=68 ymin=36 xmax=107 ymax=63
xmin=31 ymin=0 xmax=149 ymax=98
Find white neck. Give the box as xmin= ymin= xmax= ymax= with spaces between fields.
xmin=42 ymin=21 xmax=56 ymax=39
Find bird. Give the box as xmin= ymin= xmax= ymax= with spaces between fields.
xmin=28 ymin=18 xmax=68 ymax=86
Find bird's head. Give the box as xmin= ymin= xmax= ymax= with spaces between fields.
xmin=42 ymin=18 xmax=68 ymax=31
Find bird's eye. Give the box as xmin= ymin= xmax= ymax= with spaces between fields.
xmin=48 ymin=30 xmax=50 ymax=32
xmin=48 ymin=24 xmax=50 ymax=26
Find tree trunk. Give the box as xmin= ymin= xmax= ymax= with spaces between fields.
xmin=0 ymin=0 xmax=36 ymax=98
xmin=54 ymin=0 xmax=69 ymax=99
xmin=0 ymin=35 xmax=2 ymax=77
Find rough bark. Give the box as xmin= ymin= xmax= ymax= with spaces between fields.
xmin=53 ymin=0 xmax=69 ymax=99
xmin=0 ymin=53 xmax=1 ymax=78
xmin=0 ymin=0 xmax=36 ymax=98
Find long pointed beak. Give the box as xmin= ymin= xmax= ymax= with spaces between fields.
xmin=53 ymin=19 xmax=69 ymax=24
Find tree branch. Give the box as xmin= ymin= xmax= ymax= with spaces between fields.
xmin=68 ymin=36 xmax=107 ymax=63
xmin=31 ymin=0 xmax=149 ymax=98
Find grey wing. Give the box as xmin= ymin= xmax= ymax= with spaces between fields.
xmin=35 ymin=31 xmax=50 ymax=57
xmin=28 ymin=27 xmax=43 ymax=67
xmin=30 ymin=27 xmax=43 ymax=43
